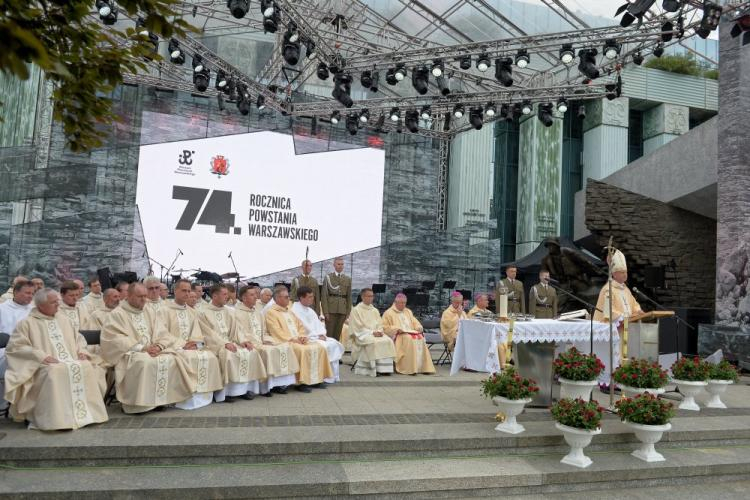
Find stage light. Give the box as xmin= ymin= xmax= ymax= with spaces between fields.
xmin=515 ymin=49 xmax=530 ymax=68
xmin=577 ymin=49 xmax=600 ymax=80
xmin=577 ymin=104 xmax=586 ymax=119
xmin=394 ymin=64 xmax=407 ymax=81
xmin=420 ymin=106 xmax=431 ymax=120
xmin=286 ymin=22 xmax=300 ymax=43
xmin=662 ymin=0 xmax=681 ymax=12
xmin=477 ymin=53 xmax=490 ymax=72
xmin=521 ymin=100 xmax=532 ymax=115
xmin=485 ymin=102 xmax=496 ymax=117
xmin=282 ymin=29 xmax=301 ymax=65
xmin=389 ymin=107 xmax=400 ymax=122
xmin=659 ymin=21 xmax=675 ymax=42
xmin=632 ymin=52 xmax=644 ymax=65
xmin=437 ymin=76 xmax=450 ymax=96
xmin=615 ymin=0 xmax=656 ymax=28
xmin=696 ymin=1 xmax=722 ymax=39
xmin=559 ymin=44 xmax=575 ymax=64
xmin=385 ymin=68 xmax=398 ymax=85
xmin=653 ymin=43 xmax=664 ymax=57
xmin=431 ymin=59 xmax=444 ymax=77
xmin=453 ymin=104 xmax=464 ymax=119
xmin=304 ymin=39 xmax=316 ymax=59
xmin=459 ymin=55 xmax=472 ymax=70
xmin=346 ymin=113 xmax=359 ymax=135
xmin=360 ymin=71 xmax=373 ymax=88
xmin=495 ymin=57 xmax=514 ymax=87
xmin=359 ymin=108 xmax=370 ymax=123
xmin=405 ymin=110 xmax=420 ymax=133
xmin=316 ymin=62 xmax=329 ymax=80
xmin=500 ymin=104 xmax=510 ymax=122
xmin=537 ymin=103 xmax=554 ymax=127
xmin=263 ymin=9 xmax=280 ymax=33
xmin=330 ymin=110 xmax=341 ymax=124
xmin=332 ymin=73 xmax=353 ymax=108
xmin=260 ymin=0 xmax=275 ymax=17
xmin=135 ymin=17 xmax=149 ymax=37
xmin=228 ymin=0 xmax=250 ymax=19
xmin=556 ymin=98 xmax=568 ymax=113
xmin=215 ymin=70 xmax=228 ymax=90
xmin=469 ymin=107 xmax=484 ymax=130
xmin=96 ymin=1 xmax=118 ymax=25
xmin=168 ymin=39 xmax=185 ymax=65
xmin=603 ymin=39 xmax=621 ymax=60
xmin=374 ymin=114 xmax=385 ymax=132
xmin=236 ymin=88 xmax=250 ymax=115
xmin=369 ymin=71 xmax=379 ymax=92
xmin=411 ymin=66 xmax=429 ymax=95
xmin=256 ymin=94 xmax=266 ymax=110
xmin=192 ymin=54 xmax=204 ymax=73
xmin=193 ymin=68 xmax=210 ymax=92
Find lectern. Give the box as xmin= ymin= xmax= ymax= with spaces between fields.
xmin=627 ymin=311 xmax=675 ymax=361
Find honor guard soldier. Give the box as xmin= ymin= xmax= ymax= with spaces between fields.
xmin=321 ymin=257 xmax=352 ymax=342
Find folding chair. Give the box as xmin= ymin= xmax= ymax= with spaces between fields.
xmin=1 ymin=333 xmax=9 ymax=418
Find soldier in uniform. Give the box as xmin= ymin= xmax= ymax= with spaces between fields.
xmin=321 ymin=257 xmax=352 ymax=342
xmin=496 ymin=265 xmax=525 ymax=315
xmin=529 ymin=270 xmax=558 ymax=319
xmin=290 ymin=260 xmax=321 ymax=316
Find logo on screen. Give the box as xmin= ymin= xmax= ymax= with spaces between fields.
xmin=210 ymin=155 xmax=230 ymax=177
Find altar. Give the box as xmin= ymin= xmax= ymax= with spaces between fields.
xmin=450 ymin=318 xmax=620 ymax=406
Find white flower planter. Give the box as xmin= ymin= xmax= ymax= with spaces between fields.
xmin=672 ymin=379 xmax=707 ymax=411
xmin=492 ymin=396 xmax=532 ymax=434
xmin=706 ymin=379 xmax=733 ymax=409
xmin=559 ymin=378 xmax=598 ymax=401
xmin=625 ymin=421 xmax=672 ymax=462
xmin=619 ymin=384 xmax=665 ymax=399
xmin=555 ymin=422 xmax=601 ymax=468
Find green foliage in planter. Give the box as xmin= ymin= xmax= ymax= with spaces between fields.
xmin=671 ymin=356 xmax=711 ymax=382
xmin=613 ymin=358 xmax=669 ymax=389
xmin=615 ymin=393 xmax=674 ymax=426
xmin=551 ymin=397 xmax=604 ymax=431
xmin=481 ymin=367 xmax=539 ymax=400
xmin=554 ymin=347 xmax=605 ymax=382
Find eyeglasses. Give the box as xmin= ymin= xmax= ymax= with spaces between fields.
xmin=147 ymin=286 xmax=160 ymax=290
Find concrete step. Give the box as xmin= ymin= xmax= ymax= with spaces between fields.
xmin=2 ymin=443 xmax=750 ymax=498
xmin=2 ymin=414 xmax=749 ymax=467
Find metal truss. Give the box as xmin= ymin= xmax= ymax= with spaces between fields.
xmin=436 ymin=138 xmax=450 ymax=231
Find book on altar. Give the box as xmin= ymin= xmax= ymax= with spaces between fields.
xmin=557 ymin=309 xmax=590 ymax=321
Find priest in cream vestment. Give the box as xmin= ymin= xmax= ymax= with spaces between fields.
xmin=4 ymin=289 xmax=108 ymax=430
xmin=467 ymin=293 xmax=506 ymax=368
xmin=159 ymin=280 xmax=223 ymax=409
xmin=101 ymin=283 xmax=195 ymax=414
xmin=382 ymin=294 xmax=435 ymax=375
xmin=58 ymin=280 xmax=90 ymax=334
xmin=197 ymin=284 xmax=267 ymax=401
xmin=84 ymin=289 xmax=120 ymax=330
xmin=143 ymin=276 xmax=165 ymax=317
xmin=265 ymin=286 xmax=333 ymax=391
xmin=349 ymin=288 xmax=396 ymax=377
xmin=234 ymin=286 xmax=298 ymax=394
xmin=82 ymin=277 xmax=105 ymax=312
xmin=291 ymin=286 xmax=344 ymax=383
xmin=440 ymin=292 xmax=467 ymax=352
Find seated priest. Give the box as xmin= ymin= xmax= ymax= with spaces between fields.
xmin=101 ymin=283 xmax=196 ymax=414
xmin=529 ymin=270 xmax=558 ymax=319
xmin=197 ymin=284 xmax=267 ymax=402
xmin=382 ymin=294 xmax=436 ymax=375
xmin=82 ymin=276 xmax=104 ymax=312
xmin=190 ymin=284 xmax=205 ymax=311
xmin=187 ymin=291 xmax=199 ymax=309
xmin=143 ymin=276 xmax=165 ymax=316
xmin=440 ymin=292 xmax=466 ymax=352
xmin=84 ymin=289 xmax=120 ymax=330
xmin=0 ymin=279 xmax=36 ymax=412
xmin=291 ymin=286 xmax=344 ymax=383
xmin=159 ymin=283 xmax=169 ymax=301
xmin=594 ymin=249 xmax=643 ymax=361
xmin=5 ymin=288 xmax=108 ymax=430
xmin=1 ymin=276 xmax=28 ymax=303
xmin=348 ymin=288 xmax=396 ymax=377
xmin=467 ymin=293 xmax=492 ymax=317
xmin=159 ymin=279 xmax=223 ymax=409
xmin=265 ymin=286 xmax=333 ymax=392
xmin=234 ymin=286 xmax=299 ymax=395
xmin=115 ymin=282 xmax=130 ymax=305
xmin=58 ymin=280 xmax=90 ymax=333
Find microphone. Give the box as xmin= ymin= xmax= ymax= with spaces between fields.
xmin=228 ymin=251 xmax=232 ymax=259
xmin=178 ymin=249 xmax=184 ymax=255
xmin=632 ymin=287 xmax=647 ymax=298
xmin=546 ymin=277 xmax=561 ymax=285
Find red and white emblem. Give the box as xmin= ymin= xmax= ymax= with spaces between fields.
xmin=210 ymin=155 xmax=230 ymax=177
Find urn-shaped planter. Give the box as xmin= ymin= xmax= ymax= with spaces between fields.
xmin=705 ymin=379 xmax=733 ymax=409
xmin=625 ymin=421 xmax=672 ymax=462
xmin=672 ymin=379 xmax=707 ymax=411
xmin=619 ymin=385 xmax=665 ymax=399
xmin=559 ymin=378 xmax=598 ymax=401
xmin=492 ymin=396 xmax=532 ymax=434
xmin=555 ymin=422 xmax=601 ymax=468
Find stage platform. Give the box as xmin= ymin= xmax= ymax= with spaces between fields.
xmin=1 ymin=359 xmax=750 ymax=499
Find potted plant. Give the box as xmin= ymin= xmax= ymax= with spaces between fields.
xmin=612 ymin=358 xmax=669 ymax=398
xmin=555 ymin=347 xmax=605 ymax=401
xmin=706 ymin=360 xmax=739 ymax=409
xmin=551 ymin=397 xmax=604 ymax=468
xmin=481 ymin=367 xmax=539 ymax=434
xmin=670 ymin=356 xmax=710 ymax=411
xmin=616 ymin=393 xmax=675 ymax=462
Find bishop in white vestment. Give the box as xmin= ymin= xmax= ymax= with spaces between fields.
xmin=291 ymin=286 xmax=343 ymax=383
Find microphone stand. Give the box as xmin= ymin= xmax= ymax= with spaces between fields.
xmin=228 ymin=252 xmax=240 ymax=290
xmin=166 ymin=249 xmax=183 ymax=290
xmin=546 ymin=281 xmax=604 ymax=356
xmin=147 ymin=256 xmax=170 ymax=283
xmin=633 ymin=287 xmax=694 ymax=359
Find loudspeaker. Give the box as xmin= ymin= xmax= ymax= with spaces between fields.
xmin=112 ymin=271 xmax=138 ymax=285
xmin=644 ymin=266 xmax=666 ymax=288
xmin=96 ymin=268 xmax=113 ymax=291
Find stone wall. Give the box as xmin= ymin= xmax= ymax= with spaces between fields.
xmin=585 ymin=179 xmax=715 ymax=311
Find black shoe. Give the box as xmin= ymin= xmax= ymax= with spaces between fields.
xmin=222 ymin=396 xmax=237 ymax=403
xmin=262 ymin=392 xmax=273 ymax=397
xmin=271 ymin=386 xmax=288 ymax=395
xmin=379 ymin=372 xmax=391 ymax=377
xmin=339 ymin=360 xmax=343 ymax=365
xmin=313 ymin=382 xmax=328 ymax=389
xmin=296 ymin=385 xmax=312 ymax=393
xmin=153 ymin=405 xmax=166 ymax=412
xmin=241 ymin=392 xmax=255 ymax=400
